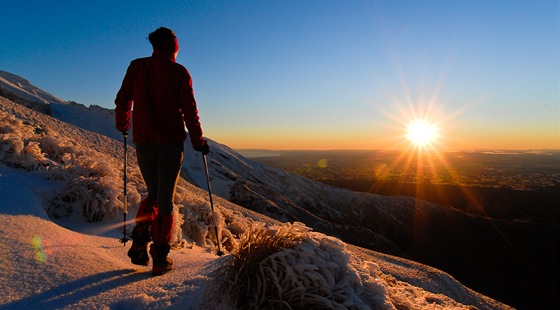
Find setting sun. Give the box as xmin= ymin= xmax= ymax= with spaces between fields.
xmin=405 ymin=119 xmax=440 ymax=149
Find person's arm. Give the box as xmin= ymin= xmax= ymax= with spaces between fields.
xmin=115 ymin=63 xmax=134 ymax=133
xmin=179 ymin=69 xmax=205 ymax=149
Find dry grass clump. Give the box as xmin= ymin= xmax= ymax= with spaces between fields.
xmin=200 ymin=222 xmax=311 ymax=309
xmin=231 ymin=222 xmax=309 ymax=306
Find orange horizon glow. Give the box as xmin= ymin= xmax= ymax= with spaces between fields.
xmin=208 ymin=97 xmax=559 ymax=151
xmin=218 ymin=129 xmax=559 ymax=152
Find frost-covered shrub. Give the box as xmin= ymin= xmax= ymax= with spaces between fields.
xmin=38 ymin=133 xmax=143 ymax=222
xmin=176 ymin=184 xmax=222 ymax=248
xmin=0 ymin=134 xmax=23 ymax=161
xmin=39 ymin=135 xmax=79 ymax=165
xmin=200 ymin=222 xmax=394 ymax=310
xmin=0 ymin=111 xmax=44 ymax=169
xmin=50 ymin=176 xmax=108 ymax=222
xmin=200 ymin=222 xmax=307 ymax=309
xmin=171 ymin=206 xmax=187 ymax=248
xmin=0 ymin=112 xmax=34 ymax=139
xmin=47 ymin=150 xmax=144 ymax=223
xmin=22 ymin=141 xmax=48 ymax=170
xmin=0 ymin=109 xmax=143 ymax=224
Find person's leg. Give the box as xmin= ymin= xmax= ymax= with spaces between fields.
xmin=128 ymin=144 xmax=160 ymax=266
xmin=150 ymin=214 xmax=174 ymax=275
xmin=155 ymin=142 xmax=183 ymax=215
xmin=135 ymin=197 xmax=159 ymax=225
xmin=127 ymin=197 xmax=159 ymax=265
xmin=136 ymin=143 xmax=159 ymax=201
xmin=135 ymin=143 xmax=162 ymax=228
xmin=150 ymin=142 xmax=184 ymax=276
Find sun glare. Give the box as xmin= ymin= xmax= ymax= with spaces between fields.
xmin=406 ymin=119 xmax=439 ymax=149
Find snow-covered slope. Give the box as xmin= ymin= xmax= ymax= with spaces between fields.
xmin=49 ymin=101 xmax=121 ymax=142
xmin=0 ymin=70 xmax=66 ymax=105
xmin=0 ymin=70 xmax=121 ymax=142
xmin=0 ymin=83 xmax=510 ymax=308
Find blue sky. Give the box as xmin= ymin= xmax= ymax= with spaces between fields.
xmin=1 ymin=0 xmax=558 ymax=150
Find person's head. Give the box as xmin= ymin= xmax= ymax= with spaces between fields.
xmin=149 ymin=27 xmax=179 ymax=54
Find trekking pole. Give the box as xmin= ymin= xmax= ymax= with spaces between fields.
xmin=119 ymin=132 xmax=130 ymax=246
xmin=202 ymin=154 xmax=224 ymax=256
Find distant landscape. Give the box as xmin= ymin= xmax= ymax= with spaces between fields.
xmin=246 ymin=150 xmax=560 ymax=220
xmin=246 ymin=149 xmax=560 ymax=308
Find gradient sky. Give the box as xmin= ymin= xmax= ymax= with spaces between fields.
xmin=1 ymin=0 xmax=558 ymax=150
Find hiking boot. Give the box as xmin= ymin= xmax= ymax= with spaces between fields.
xmin=128 ymin=242 xmax=149 ymax=266
xmin=150 ymin=244 xmax=173 ymax=276
xmin=152 ymin=256 xmax=174 ymax=276
xmin=127 ymin=224 xmax=151 ymax=266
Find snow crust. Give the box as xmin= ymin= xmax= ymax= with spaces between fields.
xmin=0 ymin=75 xmax=512 ymax=309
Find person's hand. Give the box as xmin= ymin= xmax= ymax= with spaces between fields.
xmin=194 ymin=140 xmax=210 ymax=155
xmin=115 ymin=124 xmax=130 ymax=136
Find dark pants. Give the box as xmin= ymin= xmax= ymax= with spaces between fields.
xmin=136 ymin=142 xmax=184 ymax=216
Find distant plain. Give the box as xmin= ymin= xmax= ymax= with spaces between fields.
xmin=246 ymin=149 xmax=560 ymax=220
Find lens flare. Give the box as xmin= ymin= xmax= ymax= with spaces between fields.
xmin=31 ymin=235 xmax=47 ymax=263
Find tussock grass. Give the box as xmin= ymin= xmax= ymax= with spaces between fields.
xmin=200 ymin=222 xmax=309 ymax=309
xmin=200 ymin=222 xmax=388 ymax=309
xmin=228 ymin=223 xmax=308 ymax=309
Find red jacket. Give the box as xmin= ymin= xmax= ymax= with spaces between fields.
xmin=115 ymin=51 xmax=204 ymax=148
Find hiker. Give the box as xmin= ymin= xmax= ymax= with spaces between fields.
xmin=115 ymin=27 xmax=209 ymax=276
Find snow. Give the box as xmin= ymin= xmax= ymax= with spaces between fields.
xmin=0 ymin=165 xmax=51 ymax=219
xmin=0 ymin=73 xmax=513 ymax=309
xmin=0 ymin=70 xmax=66 ymax=105
xmin=0 ymin=188 xmax=217 ymax=309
